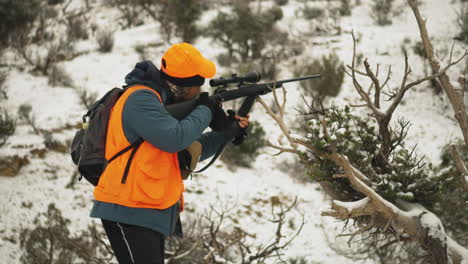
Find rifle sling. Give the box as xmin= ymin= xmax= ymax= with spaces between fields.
xmin=192 ymin=142 xmax=227 ymax=173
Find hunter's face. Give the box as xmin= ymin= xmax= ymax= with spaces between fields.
xmin=175 ymin=86 xmax=201 ymax=102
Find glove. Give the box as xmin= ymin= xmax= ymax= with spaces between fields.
xmin=225 ymin=110 xmax=248 ymax=145
xmin=196 ymin=92 xmax=217 ymax=115
xmin=196 ymin=92 xmax=229 ymax=131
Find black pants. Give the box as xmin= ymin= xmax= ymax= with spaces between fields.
xmin=101 ymin=219 xmax=165 ymax=264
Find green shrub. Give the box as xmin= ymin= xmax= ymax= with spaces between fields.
xmin=300 ymin=105 xmax=452 ymax=211
xmin=96 ymin=28 xmax=115 ymax=53
xmin=47 ymin=0 xmax=64 ymax=5
xmin=371 ymin=0 xmax=394 ymax=26
xmin=302 ymin=6 xmax=324 ymax=20
xmin=412 ymin=41 xmax=426 ymax=58
xmin=208 ymin=2 xmax=287 ymax=79
xmin=220 ymin=121 xmax=266 ymax=169
xmin=207 ymin=2 xmax=285 ymax=61
xmin=20 ymin=203 xmax=113 ymax=263
xmin=0 ymin=0 xmax=41 ymax=49
xmin=0 ymin=110 xmax=15 ymax=147
xmin=288 ymin=257 xmax=309 ymax=264
xmin=48 ymin=65 xmax=74 ymax=87
xmin=106 ymin=0 xmax=144 ymax=29
xmin=0 ymin=71 xmax=7 ymax=100
xmin=75 ymin=86 xmax=98 ymax=109
xmin=274 ymin=0 xmax=288 ymax=6
xmin=339 ymin=0 xmax=351 ymax=16
xmin=135 ymin=0 xmax=203 ymax=43
xmin=166 ymin=0 xmax=203 ymax=43
xmin=434 ymin=141 xmax=468 ymax=246
xmin=457 ymin=7 xmax=468 ymax=44
xmin=216 ymin=53 xmax=238 ymax=67
xmin=0 ymin=71 xmax=14 ymax=148
xmin=295 ymin=52 xmax=344 ymax=100
xmin=18 ymin=103 xmax=41 ymax=135
xmin=66 ymin=16 xmax=89 ymax=41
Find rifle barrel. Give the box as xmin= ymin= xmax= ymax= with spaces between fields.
xmin=273 ymin=74 xmax=321 ymax=85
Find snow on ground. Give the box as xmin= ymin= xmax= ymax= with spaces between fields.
xmin=0 ymin=0 xmax=465 ymax=263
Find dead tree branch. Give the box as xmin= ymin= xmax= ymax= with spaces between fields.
xmin=408 ymin=0 xmax=468 ymax=148
xmin=449 ymin=144 xmax=468 ymax=192
xmin=346 ymin=29 xmax=464 ymax=168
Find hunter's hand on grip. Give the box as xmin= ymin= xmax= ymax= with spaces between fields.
xmin=196 ymin=92 xmax=217 ymax=116
xmin=196 ymin=92 xmax=229 ymax=131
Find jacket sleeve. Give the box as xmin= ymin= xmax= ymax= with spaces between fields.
xmin=122 ymin=90 xmax=212 ymax=153
xmin=197 ymin=131 xmax=226 ymax=161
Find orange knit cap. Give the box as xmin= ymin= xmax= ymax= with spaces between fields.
xmin=161 ymin=43 xmax=216 ymax=83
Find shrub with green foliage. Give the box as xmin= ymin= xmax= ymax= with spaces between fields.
xmin=302 ymin=6 xmax=325 ymax=20
xmin=96 ymin=28 xmax=115 ymax=53
xmin=48 ymin=65 xmax=74 ymax=87
xmin=299 ymin=2 xmax=342 ymax=35
xmin=221 ymin=121 xmax=266 ymax=169
xmin=20 ymin=203 xmax=113 ymax=263
xmin=66 ymin=16 xmax=89 ymax=41
xmin=295 ymin=52 xmax=344 ymax=101
xmin=164 ymin=0 xmax=203 ymax=43
xmin=125 ymin=0 xmax=203 ymax=43
xmin=207 ymin=1 xmax=287 ymax=78
xmin=0 ymin=110 xmax=15 ymax=147
xmin=288 ymin=257 xmax=309 ymax=264
xmin=457 ymin=6 xmax=468 ymax=44
xmin=274 ymin=0 xmax=288 ymax=6
xmin=299 ymin=105 xmax=461 ymax=261
xmin=434 ymin=141 xmax=468 ymax=246
xmin=371 ymin=0 xmax=394 ymax=26
xmin=0 ymin=0 xmax=41 ymax=49
xmin=106 ymin=0 xmax=144 ymax=29
xmin=47 ymin=0 xmax=64 ymax=5
xmin=339 ymin=0 xmax=351 ymax=16
xmin=0 ymin=72 xmax=14 ymax=147
xmin=18 ymin=104 xmax=40 ymax=135
xmin=301 ymin=105 xmax=451 ymax=210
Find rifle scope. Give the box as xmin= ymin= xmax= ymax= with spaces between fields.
xmin=209 ymin=72 xmax=261 ymax=87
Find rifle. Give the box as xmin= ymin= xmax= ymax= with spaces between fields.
xmin=166 ymin=72 xmax=321 ymax=120
xmin=166 ymin=72 xmax=320 ymax=175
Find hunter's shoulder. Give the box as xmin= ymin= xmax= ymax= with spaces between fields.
xmin=125 ymin=88 xmax=163 ymax=105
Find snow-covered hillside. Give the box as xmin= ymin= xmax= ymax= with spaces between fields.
xmin=0 ymin=0 xmax=465 ymax=263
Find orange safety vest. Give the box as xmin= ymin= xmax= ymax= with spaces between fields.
xmin=94 ymin=85 xmax=184 ymax=210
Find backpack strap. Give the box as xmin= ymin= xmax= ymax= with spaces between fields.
xmin=101 ymin=138 xmax=143 ymax=180
xmin=107 ymin=138 xmax=143 ymax=164
xmin=120 ymin=138 xmax=144 ymax=184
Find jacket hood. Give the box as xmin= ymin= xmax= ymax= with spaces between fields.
xmin=124 ymin=60 xmax=173 ymax=103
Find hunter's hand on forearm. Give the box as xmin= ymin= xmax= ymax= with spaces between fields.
xmin=234 ymin=114 xmax=250 ymax=128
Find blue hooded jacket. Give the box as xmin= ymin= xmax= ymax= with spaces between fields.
xmin=90 ymin=61 xmax=225 ymax=236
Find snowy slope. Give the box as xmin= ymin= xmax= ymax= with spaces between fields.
xmin=0 ymin=0 xmax=465 ymax=263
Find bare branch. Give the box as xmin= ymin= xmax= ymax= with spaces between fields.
xmin=408 ymin=0 xmax=468 ymax=147
xmin=266 ymin=142 xmax=302 ymax=156
xmin=449 ymin=144 xmax=468 ymax=192
xmin=257 ymin=96 xmax=298 ymax=149
xmin=346 ymin=65 xmax=369 ymax=77
xmin=349 ymin=104 xmax=368 ymax=108
xmin=348 ymin=32 xmax=386 ymax=119
xmin=363 ymin=59 xmax=381 ymax=108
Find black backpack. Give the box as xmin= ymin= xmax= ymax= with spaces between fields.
xmin=70 ymin=87 xmax=143 ymax=186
